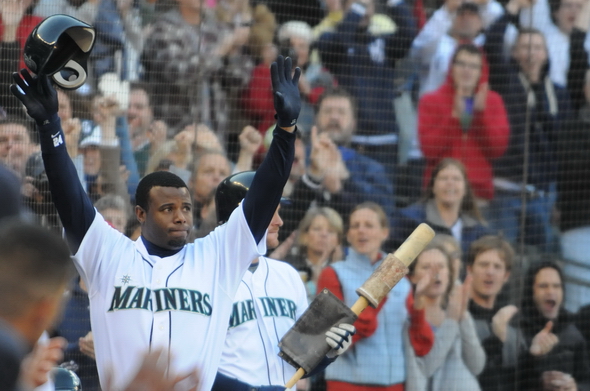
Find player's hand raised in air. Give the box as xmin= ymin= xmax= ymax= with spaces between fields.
xmin=11 ymin=69 xmax=58 ymax=125
xmin=270 ymin=55 xmax=301 ymax=130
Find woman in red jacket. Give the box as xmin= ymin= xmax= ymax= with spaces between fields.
xmin=418 ymin=43 xmax=509 ymax=201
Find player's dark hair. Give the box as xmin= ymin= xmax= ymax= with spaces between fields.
xmin=0 ymin=219 xmax=75 ymax=318
xmin=135 ymin=171 xmax=189 ymax=211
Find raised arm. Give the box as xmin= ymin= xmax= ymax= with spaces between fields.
xmin=242 ymin=56 xmax=301 ymax=244
xmin=11 ymin=70 xmax=95 ymax=252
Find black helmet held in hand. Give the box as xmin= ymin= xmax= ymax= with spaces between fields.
xmin=23 ymin=14 xmax=96 ymax=90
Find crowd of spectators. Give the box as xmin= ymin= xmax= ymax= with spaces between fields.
xmin=2 ymin=0 xmax=590 ymax=389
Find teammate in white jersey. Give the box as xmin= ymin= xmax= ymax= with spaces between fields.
xmin=11 ymin=56 xmax=302 ymax=391
xmin=211 ymin=172 xmax=355 ymax=391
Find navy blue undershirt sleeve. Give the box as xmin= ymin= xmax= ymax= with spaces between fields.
xmin=38 ymin=115 xmax=96 ymax=253
xmin=242 ymin=125 xmax=296 ymax=244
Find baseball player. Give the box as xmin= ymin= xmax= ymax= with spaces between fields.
xmin=211 ymin=171 xmax=355 ymax=391
xmin=10 ymin=56 xmax=301 ymax=390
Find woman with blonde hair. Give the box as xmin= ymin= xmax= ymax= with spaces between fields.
xmin=285 ymin=206 xmax=344 ymax=301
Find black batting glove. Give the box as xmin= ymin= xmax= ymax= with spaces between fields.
xmin=11 ymin=69 xmax=58 ymax=126
xmin=270 ymin=55 xmax=301 ymax=128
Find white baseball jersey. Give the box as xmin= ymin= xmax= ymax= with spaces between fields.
xmin=217 ymin=256 xmax=308 ymax=389
xmin=74 ymin=205 xmax=266 ymax=391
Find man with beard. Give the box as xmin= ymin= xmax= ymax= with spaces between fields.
xmin=518 ymin=260 xmax=590 ymax=391
xmin=280 ymin=87 xmax=395 ymax=249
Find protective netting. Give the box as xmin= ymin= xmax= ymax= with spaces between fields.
xmin=1 ymin=0 xmax=590 ymax=389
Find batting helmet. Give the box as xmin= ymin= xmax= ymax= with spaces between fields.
xmin=215 ymin=171 xmax=289 ymax=225
xmin=23 ymin=14 xmax=96 ymax=90
xmin=51 ymin=367 xmax=82 ymax=391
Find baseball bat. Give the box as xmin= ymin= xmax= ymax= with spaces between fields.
xmin=284 ymin=223 xmax=435 ymax=389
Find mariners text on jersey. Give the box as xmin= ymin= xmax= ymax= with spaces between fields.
xmin=108 ymin=285 xmax=213 ymax=315
xmin=229 ymin=297 xmax=297 ymax=328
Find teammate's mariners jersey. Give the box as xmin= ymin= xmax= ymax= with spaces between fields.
xmin=74 ymin=206 xmax=266 ymax=391
xmin=218 ymin=256 xmax=308 ymax=389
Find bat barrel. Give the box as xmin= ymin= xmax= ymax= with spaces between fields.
xmin=356 ymin=223 xmax=435 ymax=307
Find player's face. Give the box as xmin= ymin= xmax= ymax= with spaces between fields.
xmin=266 ymin=206 xmax=283 ymax=249
xmin=411 ymin=248 xmax=450 ymax=299
xmin=346 ymin=208 xmax=388 ymax=262
xmin=316 ymin=97 xmax=356 ymax=146
xmin=533 ymin=267 xmax=563 ymax=320
xmin=468 ymin=249 xmax=509 ymax=301
xmin=138 ymin=186 xmax=193 ymax=249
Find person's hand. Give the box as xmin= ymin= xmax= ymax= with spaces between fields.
xmin=195 ymin=123 xmax=224 ymax=152
xmin=506 ymin=0 xmax=536 ymax=14
xmin=447 ymin=275 xmax=472 ymax=321
xmin=175 ymin=124 xmax=197 ymax=153
xmin=542 ymin=371 xmax=577 ymax=391
xmin=270 ymin=55 xmax=301 ymax=130
xmin=326 ymin=323 xmax=356 ymax=358
xmin=116 ymin=349 xmax=199 ymax=391
xmin=474 ymin=83 xmax=488 ymax=112
xmin=63 ymin=118 xmax=82 ymax=157
xmin=148 ymin=120 xmax=167 ymax=148
xmin=530 ymin=321 xmax=559 ymax=356
xmin=11 ymin=70 xmax=58 ymax=126
xmin=452 ymin=89 xmax=466 ymax=118
xmin=19 ymin=337 xmax=67 ymax=388
xmin=492 ymin=305 xmax=518 ymax=342
xmin=323 ymin=146 xmax=349 ymax=193
xmin=79 ymin=331 xmax=96 ymax=360
xmin=308 ymin=126 xmax=331 ymax=179
xmin=239 ymin=125 xmax=263 ymax=155
xmin=413 ymin=272 xmax=433 ymax=310
xmin=298 ymin=73 xmax=312 ymax=97
xmin=296 ymin=378 xmax=309 ymax=391
xmin=94 ymin=95 xmax=122 ymax=125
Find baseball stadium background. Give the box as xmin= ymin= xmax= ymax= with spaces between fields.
xmin=1 ymin=0 xmax=590 ymax=389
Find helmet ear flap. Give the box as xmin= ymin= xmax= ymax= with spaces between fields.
xmin=52 ymin=59 xmax=87 ymax=90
